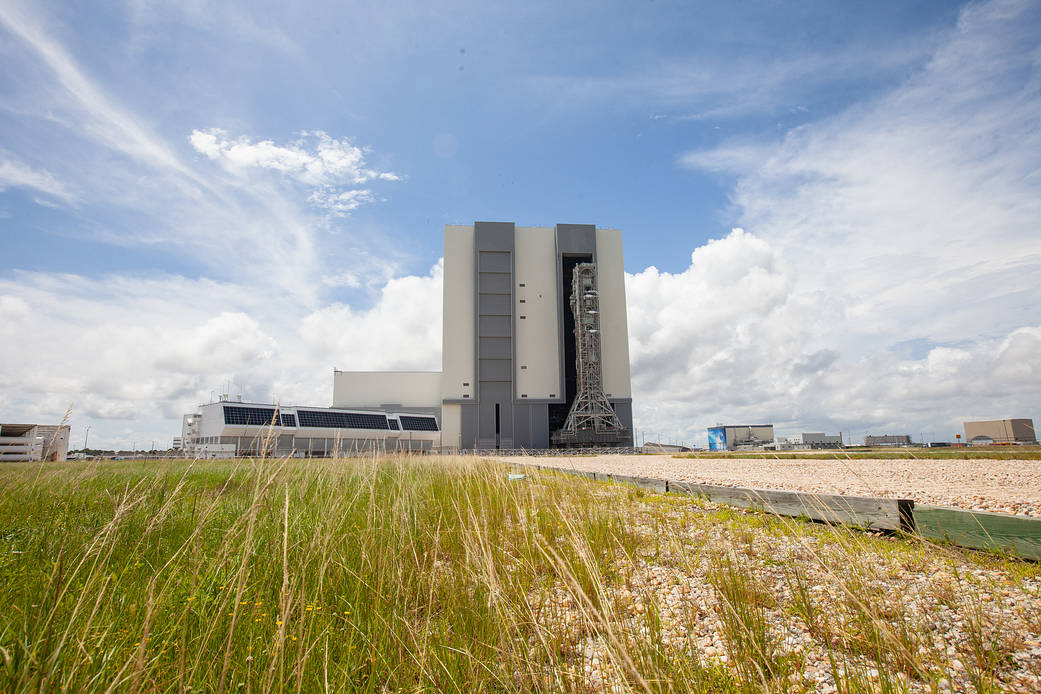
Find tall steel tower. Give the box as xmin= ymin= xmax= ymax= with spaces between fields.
xmin=552 ymin=263 xmax=629 ymax=446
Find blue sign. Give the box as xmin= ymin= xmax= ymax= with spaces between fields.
xmin=708 ymin=427 xmax=727 ymax=451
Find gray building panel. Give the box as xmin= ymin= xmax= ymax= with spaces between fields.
xmin=554 ymin=224 xmax=598 ymax=257
xmin=474 ymin=221 xmax=516 ymax=450
xmin=452 ymin=221 xmax=631 ymax=450
xmin=609 ymin=399 xmax=635 ymax=444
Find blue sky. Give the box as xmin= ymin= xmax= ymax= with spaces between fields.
xmin=1 ymin=0 xmax=1039 ymax=449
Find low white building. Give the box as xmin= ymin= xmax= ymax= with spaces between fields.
xmin=778 ymin=432 xmax=844 ymax=450
xmin=180 ymin=398 xmax=441 ymax=458
xmin=0 ymin=423 xmax=71 ymax=461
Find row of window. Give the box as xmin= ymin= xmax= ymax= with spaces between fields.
xmin=400 ymin=416 xmax=439 ymax=431
xmin=296 ymin=410 xmax=389 ymax=430
xmin=222 ymin=407 xmax=295 ymax=427
xmin=221 ymin=407 xmax=438 ymax=431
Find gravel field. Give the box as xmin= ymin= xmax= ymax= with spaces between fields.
xmin=556 ymin=481 xmax=1041 ymax=693
xmin=492 ymin=454 xmax=1041 ymax=517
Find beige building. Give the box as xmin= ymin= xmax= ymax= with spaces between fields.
xmin=963 ymin=419 xmax=1037 ymax=445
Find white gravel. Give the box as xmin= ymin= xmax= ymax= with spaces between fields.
xmin=523 ymin=479 xmax=1041 ymax=693
xmin=492 ymin=454 xmax=1041 ymax=517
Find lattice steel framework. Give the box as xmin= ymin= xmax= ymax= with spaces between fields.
xmin=555 ymin=263 xmax=628 ymax=444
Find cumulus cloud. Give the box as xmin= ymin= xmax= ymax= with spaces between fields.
xmin=0 ymin=262 xmax=442 ymax=450
xmin=190 ymin=129 xmax=399 ymax=185
xmin=622 ymin=230 xmax=1041 ymax=446
xmin=189 ymin=129 xmax=399 ymax=217
xmin=647 ymin=0 xmax=1041 ymax=445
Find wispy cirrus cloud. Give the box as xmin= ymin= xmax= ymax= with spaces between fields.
xmin=0 ymin=1 xmax=405 ymax=300
xmin=529 ymin=37 xmax=935 ymax=120
xmin=0 ymin=154 xmax=76 ymax=204
xmin=0 ymin=1 xmax=194 ymax=177
xmin=124 ymin=0 xmax=300 ymax=57
xmin=689 ymin=0 xmax=1041 ymax=346
xmin=0 ymin=0 xmax=416 ymax=447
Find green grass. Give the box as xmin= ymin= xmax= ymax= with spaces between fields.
xmin=0 ymin=455 xmax=1038 ymax=692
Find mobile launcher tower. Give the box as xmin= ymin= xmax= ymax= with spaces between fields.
xmin=440 ymin=222 xmax=633 ymax=450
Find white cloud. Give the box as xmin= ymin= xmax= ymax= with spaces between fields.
xmin=3 ymin=224 xmax=1035 ymax=451
xmin=624 ymin=229 xmax=1041 ymax=446
xmin=300 ymin=260 xmax=443 ymax=371
xmin=0 ymin=2 xmax=195 ymax=178
xmin=125 ymin=0 xmax=300 ymax=56
xmin=681 ymin=0 xmax=1041 ymax=348
xmin=0 ymin=262 xmax=443 ymax=450
xmin=189 ymin=128 xmax=399 ymax=217
xmin=530 ymin=35 xmax=933 ymax=120
xmin=189 ymin=129 xmax=399 ymax=186
xmin=1 ymin=4 xmax=404 ymax=301
xmin=0 ymin=155 xmax=76 ymax=204
xmin=307 ymin=188 xmax=377 ymax=217
xmin=644 ymin=0 xmax=1041 ymax=445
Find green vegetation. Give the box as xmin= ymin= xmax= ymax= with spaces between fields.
xmin=678 ymin=447 xmax=1041 ymax=460
xmin=0 ymin=456 xmax=1038 ymax=692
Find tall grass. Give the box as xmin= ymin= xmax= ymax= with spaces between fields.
xmin=0 ymin=455 xmax=1038 ymax=692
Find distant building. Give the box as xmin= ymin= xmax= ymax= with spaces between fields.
xmin=707 ymin=425 xmax=774 ymax=451
xmin=0 ymin=423 xmax=71 ymax=461
xmin=865 ymin=434 xmax=911 ymax=446
xmin=963 ymin=419 xmax=1037 ymax=445
xmin=641 ymin=442 xmax=692 ymax=453
xmin=778 ymin=432 xmax=843 ymax=450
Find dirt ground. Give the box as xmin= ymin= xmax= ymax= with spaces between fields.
xmin=491 ymin=454 xmax=1041 ymax=516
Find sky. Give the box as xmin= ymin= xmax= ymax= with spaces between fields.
xmin=1 ymin=0 xmax=1039 ymax=449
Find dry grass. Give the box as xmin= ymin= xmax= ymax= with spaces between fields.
xmin=0 ymin=454 xmax=1039 ymax=692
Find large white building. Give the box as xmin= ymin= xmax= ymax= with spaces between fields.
xmin=180 ymin=221 xmax=634 ymax=455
